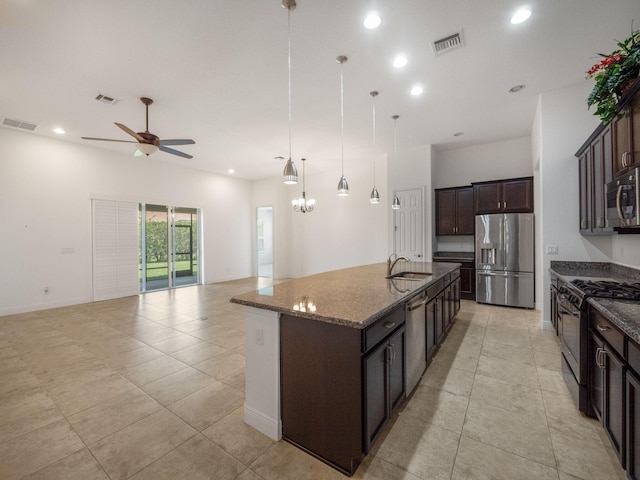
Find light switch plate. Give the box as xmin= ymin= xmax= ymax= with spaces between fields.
xmin=546 ymin=245 xmax=559 ymax=255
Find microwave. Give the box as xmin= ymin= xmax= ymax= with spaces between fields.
xmin=606 ymin=167 xmax=640 ymax=228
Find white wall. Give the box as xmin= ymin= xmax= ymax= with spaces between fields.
xmin=0 ymin=128 xmax=252 ymax=315
xmin=252 ymin=156 xmax=389 ymax=279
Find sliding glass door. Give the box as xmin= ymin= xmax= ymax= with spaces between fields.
xmin=139 ymin=204 xmax=200 ymax=292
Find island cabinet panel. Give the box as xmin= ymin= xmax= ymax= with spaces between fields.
xmin=364 ymin=325 xmax=405 ymax=452
xmin=627 ymin=369 xmax=640 ymax=480
xmin=280 ymin=315 xmax=363 ymax=475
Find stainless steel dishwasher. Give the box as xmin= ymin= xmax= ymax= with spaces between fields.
xmin=404 ymin=290 xmax=427 ymax=394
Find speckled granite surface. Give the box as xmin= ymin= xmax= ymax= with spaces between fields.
xmin=549 ymin=261 xmax=640 ymax=282
xmin=230 ymin=262 xmax=460 ymax=329
xmin=433 ymin=251 xmax=475 ymax=261
xmin=588 ymin=298 xmax=640 ymax=344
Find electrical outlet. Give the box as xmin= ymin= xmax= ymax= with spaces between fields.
xmin=255 ymin=328 xmax=264 ymax=346
xmin=545 ymin=245 xmax=559 ymax=255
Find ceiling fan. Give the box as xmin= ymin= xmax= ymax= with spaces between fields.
xmin=82 ymin=97 xmax=195 ymax=159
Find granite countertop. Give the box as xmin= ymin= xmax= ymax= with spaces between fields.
xmin=549 ymin=261 xmax=640 ymax=283
xmin=588 ymin=298 xmax=640 ymax=345
xmin=433 ymin=251 xmax=475 ymax=262
xmin=230 ymin=261 xmax=460 ymax=329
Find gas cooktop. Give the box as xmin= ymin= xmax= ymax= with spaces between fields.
xmin=570 ymin=279 xmax=640 ymax=301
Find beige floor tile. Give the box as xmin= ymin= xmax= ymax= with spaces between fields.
xmin=0 ymin=369 xmax=43 ymax=397
xmin=537 ymin=366 xmax=568 ymax=392
xmin=419 ymin=363 xmax=475 ymax=397
xmin=236 ymin=469 xmax=269 ymax=480
xmin=374 ymin=413 xmax=459 ymax=479
xmin=401 ymin=384 xmax=469 ymax=434
xmin=0 ymin=418 xmax=85 ymax=480
xmin=132 ymin=326 xmax=183 ymax=345
xmin=195 ymin=351 xmax=245 ymax=380
xmin=480 ymin=340 xmax=536 ymax=365
xmin=150 ymin=333 xmax=205 ymax=354
xmin=437 ymin=335 xmax=484 ymax=359
xmin=171 ymin=342 xmax=229 ymax=365
xmin=89 ymin=409 xmax=197 ymax=480
xmin=47 ymin=372 xmax=136 ymax=416
xmin=431 ymin=348 xmax=479 ymax=373
xmin=129 ymin=434 xmax=245 ymax=480
xmin=353 ymin=456 xmax=421 ymax=479
xmin=22 ymin=448 xmax=109 ymax=480
xmin=540 ymin=388 xmax=603 ymax=441
xmin=462 ymin=398 xmax=556 ymax=468
xmin=121 ymin=355 xmax=189 ymax=386
xmin=470 ymin=373 xmax=545 ymax=415
xmin=249 ymin=441 xmax=346 ymax=480
xmin=140 ymin=366 xmax=218 ymax=405
xmin=0 ymin=388 xmax=63 ymax=444
xmin=476 ymin=354 xmax=540 ymax=387
xmin=452 ymin=435 xmax=559 ymax=480
xmin=483 ymin=324 xmax=532 ymax=348
xmin=220 ymin=368 xmax=246 ymax=392
xmin=67 ymin=388 xmax=162 ymax=445
xmin=202 ymin=407 xmax=275 ymax=465
xmin=529 ymin=326 xmax=562 ymax=354
xmin=101 ymin=345 xmax=165 ymax=371
xmin=169 ymin=381 xmax=244 ymax=431
xmin=550 ymin=426 xmax=626 ymax=479
xmin=534 ymin=349 xmax=562 ymax=371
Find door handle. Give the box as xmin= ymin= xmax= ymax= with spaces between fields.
xmin=596 ymin=324 xmax=610 ymax=332
xmin=384 ymin=321 xmax=396 ymax=329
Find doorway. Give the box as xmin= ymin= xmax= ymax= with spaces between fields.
xmin=139 ymin=204 xmax=200 ymax=292
xmin=256 ymin=206 xmax=273 ymax=278
xmin=393 ymin=188 xmax=424 ymax=260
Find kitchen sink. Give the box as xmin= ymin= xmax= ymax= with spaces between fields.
xmin=386 ymin=271 xmax=432 ymax=280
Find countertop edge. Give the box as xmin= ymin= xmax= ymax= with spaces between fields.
xmin=587 ymin=297 xmax=640 ymax=345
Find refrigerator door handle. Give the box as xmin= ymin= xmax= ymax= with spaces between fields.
xmin=477 ymin=271 xmax=531 ymax=278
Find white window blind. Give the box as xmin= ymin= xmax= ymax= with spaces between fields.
xmin=92 ymin=199 xmax=139 ymax=301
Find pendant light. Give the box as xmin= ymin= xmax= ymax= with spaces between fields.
xmin=281 ymin=0 xmax=298 ymax=184
xmin=392 ymin=115 xmax=401 ymax=210
xmin=369 ymin=91 xmax=380 ymax=204
xmin=336 ymin=55 xmax=349 ymax=196
xmin=292 ymin=158 xmax=315 ymax=213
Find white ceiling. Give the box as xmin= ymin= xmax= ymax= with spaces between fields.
xmin=1 ymin=0 xmax=639 ymax=180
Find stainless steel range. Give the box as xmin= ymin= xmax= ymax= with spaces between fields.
xmin=558 ymin=278 xmax=640 ymax=413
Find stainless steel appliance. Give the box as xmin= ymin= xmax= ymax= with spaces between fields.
xmin=404 ymin=291 xmax=427 ymax=394
xmin=606 ymin=167 xmax=640 ymax=228
xmin=475 ymin=213 xmax=534 ymax=308
xmin=558 ymin=278 xmax=640 ymax=413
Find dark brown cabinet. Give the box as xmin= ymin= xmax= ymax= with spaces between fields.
xmin=577 ymin=124 xmax=614 ymax=235
xmin=435 ymin=186 xmax=474 ymax=235
xmin=364 ymin=325 xmax=405 ymax=452
xmin=588 ymin=309 xmax=626 ymax=464
xmin=627 ymin=369 xmax=640 ymax=480
xmin=472 ymin=177 xmax=533 ymax=214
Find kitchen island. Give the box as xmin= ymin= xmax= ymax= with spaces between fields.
xmin=230 ymin=261 xmax=461 ymax=476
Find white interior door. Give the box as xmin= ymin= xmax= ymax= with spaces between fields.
xmin=393 ymin=188 xmax=424 ymax=260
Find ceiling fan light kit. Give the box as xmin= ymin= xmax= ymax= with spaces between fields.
xmin=81 ymin=97 xmax=195 ymax=159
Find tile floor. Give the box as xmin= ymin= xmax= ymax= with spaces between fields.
xmin=0 ymin=277 xmax=628 ymax=480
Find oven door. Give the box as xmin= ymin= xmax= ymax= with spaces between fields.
xmin=558 ymin=293 xmax=584 ymax=384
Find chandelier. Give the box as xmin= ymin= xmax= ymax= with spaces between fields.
xmin=292 ymin=158 xmax=315 ymax=213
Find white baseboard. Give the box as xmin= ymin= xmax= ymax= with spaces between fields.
xmin=244 ymin=403 xmax=281 ymax=441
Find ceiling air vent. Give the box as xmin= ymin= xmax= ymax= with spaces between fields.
xmin=432 ymin=31 xmax=465 ymax=56
xmin=95 ymin=93 xmax=120 ymax=105
xmin=2 ymin=117 xmax=38 ymax=131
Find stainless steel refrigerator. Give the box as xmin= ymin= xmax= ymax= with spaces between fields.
xmin=475 ymin=213 xmax=534 ymax=308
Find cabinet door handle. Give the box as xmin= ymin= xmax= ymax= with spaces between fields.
xmin=390 ymin=343 xmax=396 ymax=364
xmin=384 ymin=321 xmax=396 ymax=329
xmin=596 ymin=324 xmax=610 ymax=332
xmin=504 ymin=201 xmax=507 ymax=209
xmin=498 ymin=201 xmax=501 ymax=209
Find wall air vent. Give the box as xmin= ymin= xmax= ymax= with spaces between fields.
xmin=95 ymin=94 xmax=120 ymax=105
xmin=2 ymin=117 xmax=38 ymax=131
xmin=432 ymin=31 xmax=465 ymax=56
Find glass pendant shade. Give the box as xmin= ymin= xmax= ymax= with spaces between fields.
xmin=283 ymin=158 xmax=298 ymax=184
xmin=392 ymin=194 xmax=400 ymax=209
xmin=337 ymin=175 xmax=349 ymax=196
xmin=370 ymin=186 xmax=380 ymax=204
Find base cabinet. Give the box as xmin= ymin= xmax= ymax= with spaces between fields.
xmin=364 ymin=326 xmax=405 ymax=452
xmin=628 ymin=370 xmax=640 ymax=480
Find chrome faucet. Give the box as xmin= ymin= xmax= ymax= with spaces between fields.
xmin=387 ymin=254 xmax=410 ymax=276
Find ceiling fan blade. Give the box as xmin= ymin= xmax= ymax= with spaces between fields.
xmin=160 ymin=139 xmax=196 ymax=146
xmin=159 ymin=145 xmax=193 ymax=159
xmin=81 ymin=136 xmax=137 ymax=143
xmin=114 ymin=122 xmax=146 ymax=142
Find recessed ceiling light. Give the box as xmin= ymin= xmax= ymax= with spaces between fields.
xmin=509 ymin=84 xmax=526 ymax=93
xmin=393 ymin=54 xmax=408 ymax=68
xmin=53 ymin=127 xmax=66 ymax=134
xmin=453 ymin=132 xmax=464 ymax=137
xmin=510 ymin=8 xmax=532 ymax=24
xmin=363 ymin=12 xmax=381 ymax=29
xmin=228 ymin=169 xmax=235 ymax=174
xmin=410 ymin=85 xmax=424 ymax=96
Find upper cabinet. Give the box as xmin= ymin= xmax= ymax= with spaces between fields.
xmin=435 ymin=186 xmax=474 ymax=235
xmin=472 ymin=177 xmax=534 ymax=214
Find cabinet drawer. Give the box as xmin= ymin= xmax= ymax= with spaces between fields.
xmin=364 ymin=306 xmax=404 ymax=353
xmin=629 ymin=339 xmax=640 ymax=375
xmin=425 ymin=278 xmax=445 ymax=299
xmin=591 ymin=310 xmax=625 ymax=358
